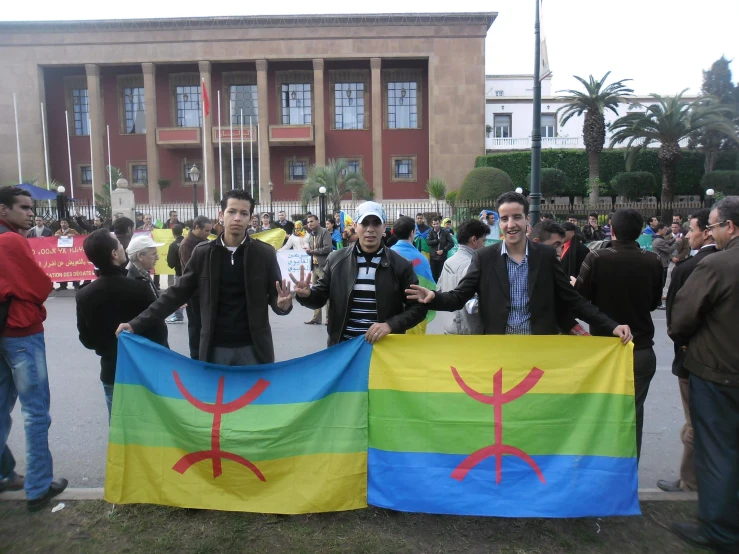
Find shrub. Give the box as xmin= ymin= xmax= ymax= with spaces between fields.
xmin=610 ymin=172 xmax=658 ymax=200
xmin=445 ymin=190 xmax=458 ymax=206
xmin=425 ymin=178 xmax=448 ymax=201
xmin=701 ymin=170 xmax=739 ymax=196
xmin=458 ymin=167 xmax=514 ymax=203
xmin=525 ymin=168 xmax=568 ymax=198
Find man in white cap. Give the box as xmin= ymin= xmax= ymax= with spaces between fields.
xmin=291 ymin=201 xmax=427 ymax=346
xmin=126 ymin=234 xmax=164 ymax=299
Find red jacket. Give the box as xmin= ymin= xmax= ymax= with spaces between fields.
xmin=0 ymin=221 xmax=53 ymax=337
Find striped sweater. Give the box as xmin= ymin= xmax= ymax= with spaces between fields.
xmin=342 ymin=244 xmax=384 ymax=341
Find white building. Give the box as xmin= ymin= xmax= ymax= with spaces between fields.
xmin=485 ymin=75 xmax=695 ymax=151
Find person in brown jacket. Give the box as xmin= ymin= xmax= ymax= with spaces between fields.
xmin=668 ymin=196 xmax=739 ymax=553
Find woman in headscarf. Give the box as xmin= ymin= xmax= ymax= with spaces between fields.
xmin=442 ymin=217 xmax=454 ymax=236
xmin=326 ymin=218 xmax=342 ymax=250
xmin=280 ymin=220 xmax=309 ymax=251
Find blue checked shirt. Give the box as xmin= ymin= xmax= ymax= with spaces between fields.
xmin=501 ymin=241 xmax=531 ymax=335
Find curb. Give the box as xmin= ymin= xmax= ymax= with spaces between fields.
xmin=1 ymin=487 xmax=697 ymax=503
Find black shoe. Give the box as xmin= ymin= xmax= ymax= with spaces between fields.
xmin=657 ymin=479 xmax=685 ymax=492
xmin=27 ymin=478 xmax=68 ymax=512
xmin=0 ymin=474 xmax=24 ymax=493
xmin=670 ymin=522 xmax=720 ymax=551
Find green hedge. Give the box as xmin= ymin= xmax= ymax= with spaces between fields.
xmin=458 ymin=167 xmax=514 ymax=203
xmin=701 ymin=170 xmax=739 ymax=196
xmin=475 ymin=149 xmax=739 ymax=197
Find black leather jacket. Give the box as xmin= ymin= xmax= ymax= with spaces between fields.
xmin=296 ymin=245 xmax=427 ymax=346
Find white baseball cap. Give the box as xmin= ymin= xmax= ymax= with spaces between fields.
xmin=127 ymin=234 xmax=164 ymax=256
xmin=355 ymin=201 xmax=386 ymax=225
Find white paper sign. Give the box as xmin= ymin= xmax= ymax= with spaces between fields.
xmin=277 ymin=250 xmax=311 ymax=280
xmin=57 ymin=236 xmax=73 ymax=248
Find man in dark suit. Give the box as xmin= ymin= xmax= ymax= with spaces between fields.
xmin=406 ymin=192 xmax=632 ymax=343
xmin=657 ymin=209 xmax=718 ymax=493
xmin=560 ymin=221 xmax=590 ymax=279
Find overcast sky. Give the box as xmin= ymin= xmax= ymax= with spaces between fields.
xmin=2 ymin=0 xmax=737 ymax=96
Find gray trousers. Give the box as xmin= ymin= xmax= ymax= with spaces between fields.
xmin=211 ymin=345 xmax=259 ymax=367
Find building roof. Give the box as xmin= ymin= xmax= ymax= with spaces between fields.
xmin=0 ymin=12 xmax=498 ymax=32
xmin=486 ymin=74 xmax=552 ymax=80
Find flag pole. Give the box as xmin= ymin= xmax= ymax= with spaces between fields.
xmin=257 ymin=123 xmax=262 ymax=200
xmin=40 ymin=102 xmax=52 ymax=208
xmin=230 ymin=100 xmax=234 ymax=191
xmin=13 ymin=93 xmax=22 ymax=183
xmin=107 ymin=125 xmax=113 ymax=200
xmin=529 ymin=0 xmax=543 ymax=227
xmin=201 ymin=78 xmax=208 ymax=209
xmin=89 ymin=117 xmax=96 ymax=214
xmin=249 ymin=115 xmax=254 ymax=201
xmin=65 ymin=110 xmax=75 ymax=200
xmin=218 ymin=90 xmax=223 ymax=199
xmin=240 ymin=109 xmax=245 ymax=193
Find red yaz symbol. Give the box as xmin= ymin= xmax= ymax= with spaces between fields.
xmin=450 ymin=366 xmax=546 ymax=485
xmin=172 ymin=371 xmax=269 ymax=481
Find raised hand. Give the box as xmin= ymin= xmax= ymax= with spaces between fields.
xmin=289 ymin=266 xmax=313 ymax=298
xmin=406 ymin=284 xmax=435 ymax=304
xmin=275 ymin=279 xmax=293 ymax=310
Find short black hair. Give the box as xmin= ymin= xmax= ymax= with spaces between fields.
xmin=649 ymin=216 xmax=659 ymax=224
xmin=715 ymin=196 xmax=739 ymax=229
xmin=172 ymin=223 xmax=184 ymax=237
xmin=530 ymin=221 xmax=566 ymax=242
xmin=691 ymin=208 xmax=711 ymax=231
xmin=431 ymin=216 xmax=441 ymax=223
xmin=306 ymin=214 xmax=319 ymax=223
xmin=0 ymin=186 xmax=31 ymax=209
xmin=674 ymin=214 xmax=684 ymax=221
xmin=496 ymin=192 xmax=529 ymax=215
xmin=561 ymin=221 xmax=579 ymax=232
xmin=393 ymin=216 xmax=415 ymax=240
xmin=611 ymin=209 xmax=644 ymax=241
xmin=113 ymin=216 xmax=134 ymax=235
xmin=456 ymin=219 xmax=489 ymax=246
xmin=83 ymin=228 xmax=118 ymax=270
xmin=588 ymin=212 xmax=598 ymax=219
xmin=655 ymin=222 xmax=668 ymax=232
xmin=192 ymin=216 xmax=211 ymax=230
xmin=220 ymin=189 xmax=254 ymax=213
xmin=542 ymin=212 xmax=554 ymax=220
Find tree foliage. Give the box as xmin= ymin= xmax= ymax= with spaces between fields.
xmin=526 ymin=168 xmax=568 ymax=198
xmin=457 ymin=167 xmax=514 ymax=203
xmin=300 ymin=159 xmax=372 ymax=213
xmin=610 ymin=172 xmax=658 ymax=201
xmin=701 ymin=170 xmax=739 ymax=196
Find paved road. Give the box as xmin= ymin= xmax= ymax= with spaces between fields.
xmin=7 ymin=292 xmax=684 ymax=490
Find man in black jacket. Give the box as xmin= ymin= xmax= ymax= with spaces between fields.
xmin=407 ymin=192 xmax=632 ymax=343
xmin=178 ymin=216 xmax=212 ymax=360
xmin=292 ymin=201 xmax=427 ymax=346
xmin=117 ymin=190 xmax=293 ymax=366
xmin=560 ymin=221 xmax=590 ymax=279
xmin=574 ymin=209 xmax=664 ymax=460
xmin=657 ymin=209 xmax=717 ymax=493
xmin=76 ymin=229 xmax=168 ymax=419
xmin=427 ymin=216 xmax=454 ymax=282
xmin=165 ymin=224 xmax=185 ymax=324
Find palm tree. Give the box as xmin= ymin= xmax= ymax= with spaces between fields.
xmin=425 ymin=178 xmax=448 ymax=213
xmin=300 ymin=159 xmax=372 ymax=213
xmin=557 ymin=72 xmax=634 ymax=204
xmin=609 ymin=91 xmax=737 ymax=212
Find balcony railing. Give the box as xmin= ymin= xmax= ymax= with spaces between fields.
xmin=485 ymin=136 xmax=690 ymax=150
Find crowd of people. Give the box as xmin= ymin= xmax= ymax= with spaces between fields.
xmin=0 ymin=185 xmax=737 ymax=553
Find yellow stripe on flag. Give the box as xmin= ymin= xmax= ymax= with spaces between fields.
xmin=152 ymin=228 xmax=178 ymax=275
xmin=252 ymin=228 xmax=286 ymax=250
xmin=105 ymin=443 xmax=367 ymax=513
xmin=369 ymin=335 xmax=634 ymax=396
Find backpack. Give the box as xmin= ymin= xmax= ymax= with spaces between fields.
xmin=0 ymin=224 xmax=12 ymax=333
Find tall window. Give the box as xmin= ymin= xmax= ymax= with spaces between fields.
xmin=395 ymin=159 xmax=412 ymax=179
xmin=387 ymin=81 xmax=418 ymax=129
xmin=230 ymin=85 xmax=258 ymax=125
xmin=176 ymin=86 xmax=201 ymax=127
xmin=281 ymin=84 xmax=311 ymax=125
xmin=132 ymin=164 xmax=148 ymax=185
xmin=288 ymin=159 xmax=308 ymax=181
xmin=342 ymin=159 xmax=361 ymax=176
xmin=494 ymin=115 xmax=511 ymax=138
xmin=541 ymin=114 xmax=556 ymax=138
xmin=334 ymin=83 xmax=364 ymax=129
xmin=72 ymin=89 xmax=90 ymax=136
xmin=80 ymin=165 xmax=92 ymax=185
xmin=124 ymin=87 xmax=146 ymax=134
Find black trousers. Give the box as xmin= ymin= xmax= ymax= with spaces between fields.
xmin=634 ymin=347 xmax=657 ymax=462
xmin=689 ymin=373 xmax=739 ymax=549
xmin=430 ymin=258 xmax=445 ymax=283
xmin=185 ymin=295 xmax=201 ymax=361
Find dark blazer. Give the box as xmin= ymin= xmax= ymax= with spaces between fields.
xmin=428 ymin=240 xmax=618 ymax=335
xmin=129 ymin=234 xmax=291 ymax=364
xmin=308 ymin=226 xmax=333 ymax=270
xmin=76 ymin=267 xmax=168 ymax=384
xmin=427 ymin=228 xmax=454 ymax=261
xmin=561 ymin=238 xmax=590 ymax=278
xmin=665 ymin=245 xmax=718 ymax=378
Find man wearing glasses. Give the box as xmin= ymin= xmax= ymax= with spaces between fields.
xmin=669 ymin=196 xmax=739 ymax=553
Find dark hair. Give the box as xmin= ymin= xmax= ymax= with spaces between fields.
xmin=691 ymin=208 xmax=711 ymax=231
xmin=715 ymin=196 xmax=739 ymax=228
xmin=529 ymin=221 xmax=566 ymax=242
xmin=307 ymin=214 xmax=319 ymax=223
xmin=416 ymin=213 xmax=424 ymax=217
xmin=192 ymin=216 xmax=211 ymax=230
xmin=112 ymin=216 xmax=134 ymax=235
xmin=588 ymin=212 xmax=598 ymax=219
xmin=655 ymin=222 xmax=668 ymax=232
xmin=496 ymin=192 xmax=529 ymax=215
xmin=456 ymin=219 xmax=489 ymax=245
xmin=326 ymin=219 xmax=335 ymax=230
xmin=220 ymin=189 xmax=254 ymax=213
xmin=649 ymin=216 xmax=659 ymax=224
xmin=611 ymin=209 xmax=644 ymax=241
xmin=0 ymin=186 xmax=31 ymax=208
xmin=561 ymin=221 xmax=579 ymax=232
xmin=674 ymin=214 xmax=683 ymax=221
xmin=169 ymin=210 xmax=177 ymax=216
xmin=542 ymin=212 xmax=554 ymax=220
xmin=83 ymin=228 xmax=118 ymax=270
xmin=393 ymin=216 xmax=416 ymax=240
xmin=172 ymin=223 xmax=184 ymax=237
xmin=431 ymin=216 xmax=441 ymax=224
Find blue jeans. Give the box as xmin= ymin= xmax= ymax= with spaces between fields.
xmin=103 ymin=383 xmax=114 ymax=422
xmin=0 ymin=333 xmax=54 ymax=500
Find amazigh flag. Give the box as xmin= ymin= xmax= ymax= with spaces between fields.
xmin=201 ymin=80 xmax=210 ymax=118
xmin=105 ymin=333 xmax=369 ymax=513
xmin=252 ymin=227 xmax=287 ymax=251
xmin=367 ymin=335 xmax=639 ymax=517
xmin=391 ymin=240 xmax=435 ymax=324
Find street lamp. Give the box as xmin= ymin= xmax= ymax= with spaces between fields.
xmin=268 ymin=180 xmax=274 ymax=205
xmin=188 ymin=164 xmax=201 ymax=217
xmin=705 ymin=188 xmax=715 ymax=209
xmin=515 ymin=187 xmax=523 ymax=194
xmin=56 ymin=185 xmax=67 ymax=220
xmin=318 ymin=186 xmax=327 ymax=226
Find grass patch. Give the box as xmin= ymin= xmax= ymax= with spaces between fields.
xmin=0 ymin=500 xmax=708 ymax=553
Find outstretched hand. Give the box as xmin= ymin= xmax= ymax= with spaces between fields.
xmin=275 ymin=279 xmax=293 ymax=310
xmin=289 ymin=266 xmax=313 ymax=298
xmin=405 ymin=284 xmax=435 ymax=304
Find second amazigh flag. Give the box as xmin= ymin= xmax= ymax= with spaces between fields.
xmin=367 ymin=335 xmax=639 ymax=518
